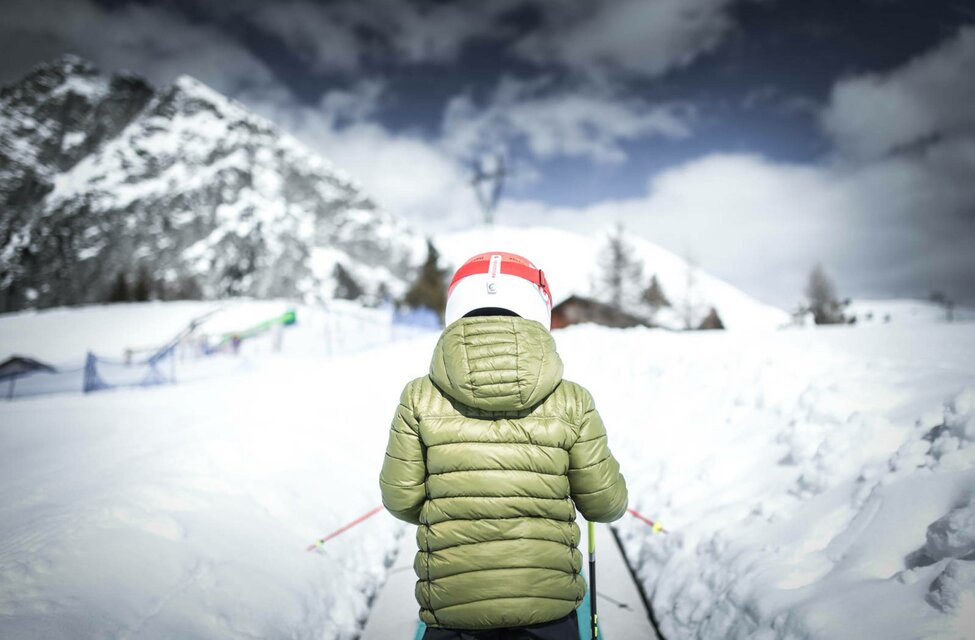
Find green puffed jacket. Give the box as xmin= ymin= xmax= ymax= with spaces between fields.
xmin=379 ymin=315 xmax=628 ymax=630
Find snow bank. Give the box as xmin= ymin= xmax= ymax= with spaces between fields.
xmin=556 ymin=322 xmax=975 ymax=639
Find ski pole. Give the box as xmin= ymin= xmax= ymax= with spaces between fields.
xmin=307 ymin=504 xmax=385 ymax=551
xmin=588 ymin=521 xmax=599 ymax=639
xmin=628 ymin=507 xmax=668 ymax=534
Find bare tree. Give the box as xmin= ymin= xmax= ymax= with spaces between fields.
xmin=680 ymin=251 xmax=703 ymax=330
xmin=929 ymin=290 xmax=955 ymax=323
xmin=594 ymin=223 xmax=644 ymax=310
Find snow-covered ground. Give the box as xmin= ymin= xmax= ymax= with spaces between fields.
xmin=0 ymin=304 xmax=438 ymax=639
xmin=1 ymin=302 xmax=974 ymax=639
xmin=583 ymin=322 xmax=975 ymax=639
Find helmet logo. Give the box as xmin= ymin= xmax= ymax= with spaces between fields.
xmin=488 ymin=254 xmax=502 ymax=277
xmin=487 ymin=254 xmax=502 ymax=294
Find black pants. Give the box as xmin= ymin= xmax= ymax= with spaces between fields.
xmin=422 ymin=610 xmax=579 ymax=640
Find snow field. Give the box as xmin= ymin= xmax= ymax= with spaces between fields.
xmin=0 ymin=331 xmax=440 ymax=639
xmin=2 ymin=301 xmax=974 ymax=639
xmin=0 ymin=301 xmax=440 ymax=638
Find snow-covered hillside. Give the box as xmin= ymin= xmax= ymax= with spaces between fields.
xmin=0 ymin=56 xmax=423 ymax=313
xmin=435 ymin=225 xmax=790 ymax=331
xmin=1 ymin=302 xmax=972 ymax=639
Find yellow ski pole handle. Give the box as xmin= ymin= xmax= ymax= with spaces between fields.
xmin=627 ymin=507 xmax=669 ymax=534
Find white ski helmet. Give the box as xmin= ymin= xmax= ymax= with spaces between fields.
xmin=444 ymin=252 xmax=553 ymax=329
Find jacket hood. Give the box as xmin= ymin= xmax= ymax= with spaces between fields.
xmin=429 ymin=315 xmax=563 ymax=412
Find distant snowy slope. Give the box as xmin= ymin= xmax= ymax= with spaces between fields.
xmin=435 ymin=225 xmax=790 ymax=330
xmin=847 ymin=299 xmax=975 ymax=325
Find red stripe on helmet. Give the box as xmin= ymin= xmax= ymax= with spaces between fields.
xmin=448 ymin=252 xmax=551 ymax=306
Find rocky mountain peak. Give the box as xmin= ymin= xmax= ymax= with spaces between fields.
xmin=0 ymin=57 xmax=423 ymax=312
xmin=0 ymin=56 xmax=153 ymax=207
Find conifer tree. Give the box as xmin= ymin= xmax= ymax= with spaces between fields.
xmin=133 ymin=265 xmax=152 ymax=302
xmin=333 ymin=263 xmax=364 ymax=300
xmin=642 ymin=274 xmax=671 ymax=309
xmin=697 ymin=306 xmax=725 ymax=330
xmin=404 ymin=240 xmax=449 ymax=315
xmin=108 ymin=272 xmax=130 ymax=303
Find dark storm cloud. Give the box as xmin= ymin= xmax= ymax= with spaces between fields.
xmin=513 ymin=0 xmax=738 ymax=79
xmin=0 ymin=0 xmax=283 ymax=97
xmin=222 ymin=0 xmax=518 ymax=73
xmin=186 ymin=0 xmax=742 ymax=81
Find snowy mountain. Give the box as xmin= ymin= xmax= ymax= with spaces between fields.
xmin=0 ymin=55 xmax=423 ymax=312
xmin=435 ymin=225 xmax=790 ymax=331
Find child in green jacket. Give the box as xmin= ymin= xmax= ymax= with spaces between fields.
xmin=381 ymin=252 xmax=628 ymax=639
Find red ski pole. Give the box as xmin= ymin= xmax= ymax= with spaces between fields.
xmin=307 ymin=504 xmax=385 ymax=551
xmin=628 ymin=507 xmax=668 ymax=534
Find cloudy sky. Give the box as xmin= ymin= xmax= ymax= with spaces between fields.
xmin=2 ymin=0 xmax=974 ymax=308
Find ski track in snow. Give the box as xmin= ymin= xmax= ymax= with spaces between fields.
xmin=1 ymin=304 xmax=974 ymax=639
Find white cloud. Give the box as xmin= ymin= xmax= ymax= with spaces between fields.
xmin=822 ymin=26 xmax=975 ymax=159
xmin=253 ymin=93 xmax=482 ymax=229
xmin=493 ymin=126 xmax=975 ymax=308
xmin=471 ymin=26 xmax=975 ymax=307
xmin=442 ymin=77 xmax=693 ymax=164
xmin=514 ymin=0 xmax=737 ymax=79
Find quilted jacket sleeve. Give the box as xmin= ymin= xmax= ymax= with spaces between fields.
xmin=568 ymin=387 xmax=628 ymax=522
xmin=379 ymin=381 xmax=426 ymax=524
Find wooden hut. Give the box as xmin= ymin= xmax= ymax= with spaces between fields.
xmin=551 ymin=295 xmax=650 ymax=330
